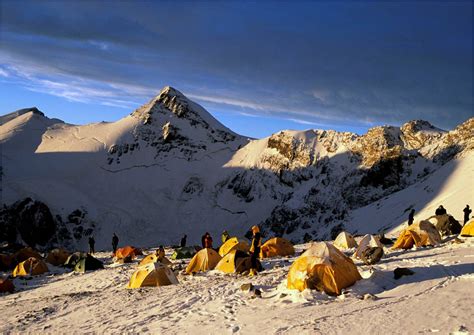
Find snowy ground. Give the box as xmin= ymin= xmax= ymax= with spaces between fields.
xmin=1 ymin=238 xmax=473 ymax=335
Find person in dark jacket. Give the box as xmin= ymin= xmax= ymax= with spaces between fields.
xmin=203 ymin=233 xmax=213 ymax=249
xmin=249 ymin=225 xmax=262 ymax=276
xmin=112 ymin=233 xmax=119 ymax=254
xmin=180 ymin=234 xmax=187 ymax=248
xmin=88 ymin=236 xmax=95 ymax=254
xmin=435 ymin=205 xmax=447 ymax=216
xmin=463 ymin=205 xmax=472 ymax=224
xmin=408 ymin=209 xmax=415 ymax=226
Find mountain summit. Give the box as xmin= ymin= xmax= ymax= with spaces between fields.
xmin=0 ymin=87 xmax=472 ymax=250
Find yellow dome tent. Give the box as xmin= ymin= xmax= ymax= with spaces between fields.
xmin=215 ymin=249 xmax=255 ymax=274
xmin=333 ymin=231 xmax=358 ymax=250
xmin=460 ymin=219 xmax=474 ymax=237
xmin=45 ymin=248 xmax=71 ymax=266
xmin=139 ymin=253 xmax=172 ymax=267
xmin=392 ymin=220 xmax=442 ymax=249
xmin=127 ymin=263 xmax=179 ymax=288
xmin=260 ymin=237 xmax=295 ymax=258
xmin=287 ymin=242 xmax=361 ymax=295
xmin=186 ymin=248 xmax=222 ymax=274
xmin=13 ymin=257 xmax=49 ymax=277
xmin=354 ymin=234 xmax=382 ymax=259
xmin=218 ymin=237 xmax=250 ymax=257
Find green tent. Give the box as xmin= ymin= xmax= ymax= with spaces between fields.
xmin=64 ymin=252 xmax=86 ymax=268
xmin=171 ymin=246 xmax=197 ymax=260
xmin=74 ymin=254 xmax=104 ymax=273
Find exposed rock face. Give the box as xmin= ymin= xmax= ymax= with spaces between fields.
xmin=1 ymin=84 xmax=473 ymax=247
xmin=248 ymin=118 xmax=473 ymax=241
xmin=0 ymin=198 xmax=97 ymax=250
xmin=105 ymin=86 xmax=241 ymax=165
xmin=0 ymin=198 xmax=56 ymax=248
xmin=400 ymin=120 xmax=445 ymax=150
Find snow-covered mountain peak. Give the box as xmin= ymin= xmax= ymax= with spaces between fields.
xmin=0 ymin=107 xmax=47 ymax=126
xmin=401 ymin=120 xmax=444 ymax=133
xmin=130 ymin=86 xmax=238 ymax=143
xmin=400 ymin=120 xmax=446 ymax=150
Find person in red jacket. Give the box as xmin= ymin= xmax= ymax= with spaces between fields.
xmin=203 ymin=233 xmax=213 ymax=249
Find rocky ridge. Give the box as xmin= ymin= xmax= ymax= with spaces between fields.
xmin=0 ymin=87 xmax=472 ymax=249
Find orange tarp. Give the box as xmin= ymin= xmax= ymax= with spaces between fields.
xmin=115 ymin=246 xmax=143 ymax=259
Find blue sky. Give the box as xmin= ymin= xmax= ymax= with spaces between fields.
xmin=0 ymin=1 xmax=472 ymax=138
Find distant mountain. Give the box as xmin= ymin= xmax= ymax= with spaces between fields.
xmin=1 ymin=86 xmax=472 ymax=250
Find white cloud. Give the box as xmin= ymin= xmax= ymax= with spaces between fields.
xmin=0 ymin=68 xmax=9 ymax=77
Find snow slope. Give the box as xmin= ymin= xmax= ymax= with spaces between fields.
xmin=347 ymin=151 xmax=474 ymax=236
xmin=1 ymin=86 xmax=473 ymax=250
xmin=0 ymin=238 xmax=472 ymax=334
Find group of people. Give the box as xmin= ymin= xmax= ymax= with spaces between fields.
xmin=408 ymin=204 xmax=472 ymax=226
xmin=88 ymin=233 xmax=120 ymax=255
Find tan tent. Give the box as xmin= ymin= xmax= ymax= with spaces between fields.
xmin=215 ymin=249 xmax=255 ymax=274
xmin=392 ymin=220 xmax=442 ymax=249
xmin=354 ymin=234 xmax=382 ymax=259
xmin=13 ymin=257 xmax=49 ymax=277
xmin=0 ymin=278 xmax=14 ymax=293
xmin=333 ymin=232 xmax=358 ymax=250
xmin=287 ymin=242 xmax=361 ymax=295
xmin=127 ymin=263 xmax=178 ymax=288
xmin=218 ymin=237 xmax=250 ymax=257
xmin=45 ymin=248 xmax=71 ymax=266
xmin=139 ymin=253 xmax=172 ymax=267
xmin=186 ymin=248 xmax=222 ymax=274
xmin=460 ymin=219 xmax=474 ymax=237
xmin=260 ymin=237 xmax=295 ymax=258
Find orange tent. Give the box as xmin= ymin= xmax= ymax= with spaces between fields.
xmin=186 ymin=248 xmax=222 ymax=274
xmin=287 ymin=242 xmax=361 ymax=295
xmin=392 ymin=220 xmax=441 ymax=249
xmin=13 ymin=257 xmax=49 ymax=277
xmin=218 ymin=237 xmax=250 ymax=257
xmin=127 ymin=263 xmax=179 ymax=288
xmin=45 ymin=248 xmax=71 ymax=266
xmin=0 ymin=278 xmax=14 ymax=293
xmin=215 ymin=250 xmax=257 ymax=274
xmin=260 ymin=237 xmax=295 ymax=258
xmin=115 ymin=246 xmax=143 ymax=260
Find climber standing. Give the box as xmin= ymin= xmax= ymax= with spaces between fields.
xmin=463 ymin=205 xmax=472 ymax=224
xmin=157 ymin=245 xmax=165 ymax=261
xmin=408 ymin=209 xmax=415 ymax=226
xmin=435 ymin=205 xmax=447 ymax=216
xmin=88 ymin=236 xmax=95 ymax=254
xmin=249 ymin=225 xmax=262 ymax=276
xmin=112 ymin=233 xmax=119 ymax=254
xmin=203 ymin=233 xmax=213 ymax=249
xmin=180 ymin=234 xmax=187 ymax=248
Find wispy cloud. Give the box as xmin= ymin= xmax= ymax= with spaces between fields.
xmin=0 ymin=68 xmax=9 ymax=77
